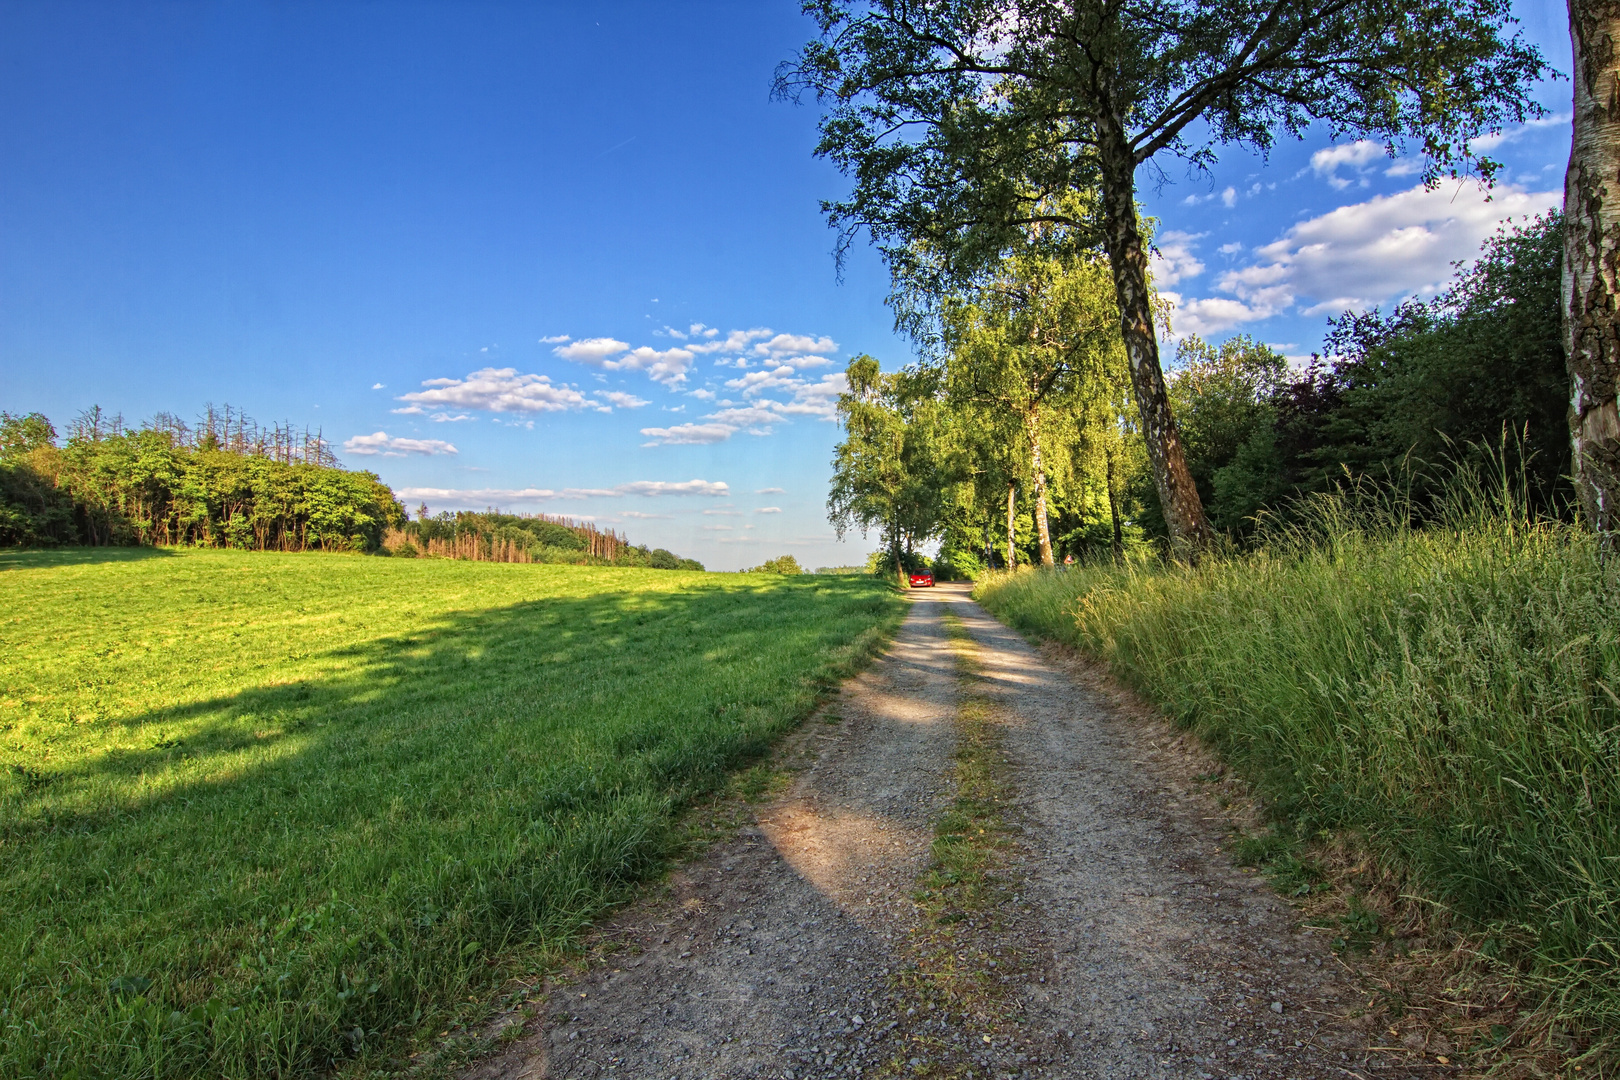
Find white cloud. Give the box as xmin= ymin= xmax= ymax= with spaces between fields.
xmin=553 ymin=337 xmax=629 ymax=362
xmin=1217 ymin=241 xmax=1244 ymax=256
xmin=641 ymin=372 xmax=848 ymax=446
xmin=398 ymin=368 xmax=591 ymax=413
xmin=1161 ymin=292 xmax=1285 ymax=337
xmin=550 ymin=336 xmax=696 ymax=388
xmin=1220 ymin=186 xmax=1237 ymax=208
xmin=343 ymin=432 xmax=459 ymax=457
xmin=756 ymin=507 xmax=782 ymax=514
xmin=529 ymin=323 xmax=841 ymax=401
xmin=398 ymin=486 xmax=558 ymax=503
xmin=1150 ymin=230 xmax=1205 ymax=286
xmin=686 ymin=328 xmax=774 ymax=355
xmin=639 ymin=422 xmax=737 ymax=445
xmin=702 ymin=524 xmax=735 ymax=531
xmin=621 ymin=510 xmax=672 ymax=519
xmin=703 ymin=508 xmax=743 ymax=516
xmin=753 ymin=333 xmax=838 ymax=359
xmin=397 ymin=479 xmax=729 ymax=506
xmin=756 ymin=487 xmax=785 ymax=494
xmin=594 ymin=390 xmax=650 ymax=410
xmin=371 ymin=382 xmax=385 ymax=389
xmin=609 ymin=345 xmax=696 ymax=386
xmin=725 ymin=365 xmax=805 ymax=397
xmin=1472 ymin=113 xmax=1572 ymax=152
xmin=1162 ymin=180 xmax=1561 ymax=336
xmin=538 ymin=334 xmax=571 ymax=344
xmin=1311 ymin=139 xmax=1387 ymax=189
xmin=613 ymin=479 xmax=730 ymax=497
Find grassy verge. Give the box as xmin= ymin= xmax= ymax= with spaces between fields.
xmin=974 ymin=503 xmax=1620 ymax=1069
xmin=0 ymin=549 xmax=903 ymax=1079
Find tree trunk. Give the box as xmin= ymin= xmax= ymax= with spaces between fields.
xmin=1005 ymin=480 xmax=1018 ymax=570
xmin=1095 ymin=116 xmax=1213 ymax=556
xmin=1105 ymin=446 xmax=1125 ymax=564
xmin=892 ymin=510 xmax=905 ymax=586
xmin=1566 ymin=0 xmax=1620 ymax=540
xmin=1026 ymin=409 xmax=1055 ymax=566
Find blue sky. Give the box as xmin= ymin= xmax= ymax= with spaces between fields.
xmin=0 ymin=1 xmax=1571 ymax=570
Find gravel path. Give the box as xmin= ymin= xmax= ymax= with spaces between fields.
xmin=464 ymin=584 xmax=1407 ymax=1079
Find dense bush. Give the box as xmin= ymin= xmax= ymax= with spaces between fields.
xmin=747 ymin=554 xmax=803 ymax=575
xmin=1129 ymin=212 xmax=1568 ymax=543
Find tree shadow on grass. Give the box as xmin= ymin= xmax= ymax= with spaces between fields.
xmin=10 ymin=575 xmax=892 ymax=819
xmin=0 ymin=573 xmax=902 ymax=1076
xmin=0 ymin=546 xmax=180 ymax=571
xmin=0 ymin=579 xmax=894 ymax=1080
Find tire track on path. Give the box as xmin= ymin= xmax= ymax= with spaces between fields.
xmin=465 ymin=589 xmax=961 ymax=1079
xmin=463 ymin=584 xmax=1406 ymax=1080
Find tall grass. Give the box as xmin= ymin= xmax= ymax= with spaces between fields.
xmin=975 ymin=474 xmax=1620 ymax=1050
xmin=0 ymin=550 xmax=902 ymax=1079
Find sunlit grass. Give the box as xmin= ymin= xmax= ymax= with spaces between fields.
xmin=0 ymin=549 xmax=903 ymax=1079
xmin=974 ymin=496 xmax=1620 ymax=1058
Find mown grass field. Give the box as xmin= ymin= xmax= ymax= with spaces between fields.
xmin=0 ymin=550 xmax=903 ymax=1079
xmin=975 ymin=504 xmax=1620 ymax=1063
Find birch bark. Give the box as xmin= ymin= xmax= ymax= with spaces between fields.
xmin=1566 ymin=0 xmax=1620 ymax=538
xmin=1026 ymin=409 xmax=1056 ymax=566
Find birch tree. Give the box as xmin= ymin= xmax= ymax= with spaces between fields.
xmin=1566 ymin=0 xmax=1620 ymax=539
xmin=828 ymin=356 xmax=950 ymax=580
xmin=780 ymin=0 xmax=1547 ymax=554
xmin=941 ymin=249 xmax=1125 ymax=565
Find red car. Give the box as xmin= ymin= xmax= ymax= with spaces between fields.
xmin=909 ymin=571 xmax=935 ymax=588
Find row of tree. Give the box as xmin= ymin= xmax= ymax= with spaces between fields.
xmin=0 ymin=411 xmax=711 ymax=569
xmin=387 ymin=510 xmax=705 ymax=570
xmin=829 ymin=212 xmax=1566 ymax=574
xmin=1 ymin=409 xmax=403 ymax=551
xmin=783 ymin=0 xmax=1614 ymax=555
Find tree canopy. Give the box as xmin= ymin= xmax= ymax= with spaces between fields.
xmin=828 ymin=355 xmax=953 ymax=578
xmin=780 ymin=0 xmax=1548 ymax=552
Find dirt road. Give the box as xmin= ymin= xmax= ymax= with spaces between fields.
xmin=466 ymin=584 xmax=1404 ymax=1079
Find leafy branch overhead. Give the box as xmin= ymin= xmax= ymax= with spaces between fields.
xmin=780 ymin=0 xmax=1548 ymax=552
xmin=780 ymin=0 xmax=1548 ymax=271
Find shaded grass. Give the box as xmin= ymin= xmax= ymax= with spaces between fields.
xmin=974 ymin=500 xmax=1620 ymax=1065
xmin=0 ymin=550 xmax=903 ymax=1079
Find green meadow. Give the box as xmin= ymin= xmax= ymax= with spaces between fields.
xmin=0 ymin=550 xmax=902 ymax=1079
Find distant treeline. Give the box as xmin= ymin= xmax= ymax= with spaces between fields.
xmin=386 ymin=510 xmax=704 ymax=571
xmin=2 ymin=405 xmax=402 ymax=551
xmin=2 ymin=405 xmax=708 ymax=568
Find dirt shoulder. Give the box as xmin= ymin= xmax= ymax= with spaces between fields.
xmin=460 ymin=584 xmax=1417 ymax=1079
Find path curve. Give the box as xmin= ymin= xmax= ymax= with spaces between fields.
xmin=465 ymin=584 xmax=1404 ymax=1079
